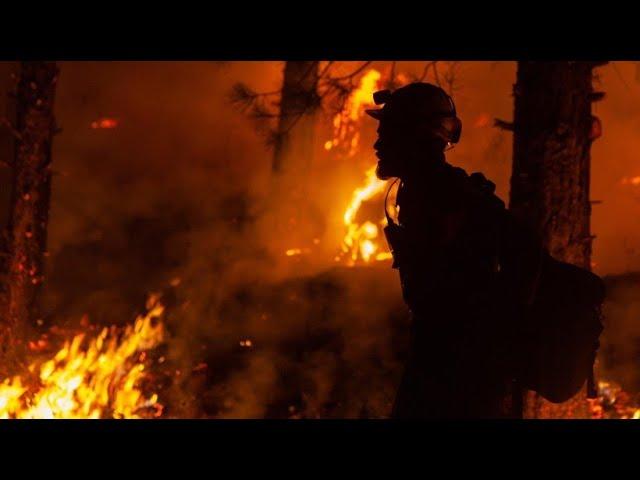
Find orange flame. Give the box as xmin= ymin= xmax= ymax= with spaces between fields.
xmin=285 ymin=247 xmax=311 ymax=257
xmin=621 ymin=176 xmax=640 ymax=186
xmin=325 ymin=69 xmax=382 ymax=158
xmin=91 ymin=118 xmax=118 ymax=129
xmin=322 ymin=68 xmax=399 ymax=265
xmin=0 ymin=295 xmax=165 ymax=419
xmin=339 ymin=166 xmax=394 ymax=265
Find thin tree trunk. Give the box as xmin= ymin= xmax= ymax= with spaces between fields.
xmin=0 ymin=61 xmax=58 ymax=360
xmin=272 ymin=61 xmax=319 ymax=175
xmin=508 ymin=61 xmax=605 ymax=418
xmin=0 ymin=64 xmax=17 ymax=355
xmin=268 ymin=61 xmax=321 ymax=250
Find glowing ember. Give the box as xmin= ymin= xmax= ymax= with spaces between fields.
xmin=473 ymin=113 xmax=491 ymax=128
xmin=621 ymin=176 xmax=640 ymax=186
xmin=239 ymin=339 xmax=253 ymax=348
xmin=325 ymin=69 xmax=382 ymax=158
xmin=339 ymin=166 xmax=395 ymax=265
xmin=28 ymin=337 xmax=49 ymax=352
xmin=284 ymin=248 xmax=320 ymax=257
xmin=91 ymin=118 xmax=118 ymax=129
xmin=375 ymin=252 xmax=394 ymax=261
xmin=0 ymin=295 xmax=165 ymax=419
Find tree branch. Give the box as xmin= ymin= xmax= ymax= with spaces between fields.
xmin=329 ymin=61 xmax=373 ymax=81
xmin=494 ymin=118 xmax=514 ymax=131
xmin=417 ymin=61 xmax=438 ymax=82
xmin=432 ymin=62 xmax=441 ymax=87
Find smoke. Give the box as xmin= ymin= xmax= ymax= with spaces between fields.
xmin=163 ymin=264 xmax=409 ymax=418
xmin=599 ymin=273 xmax=640 ymax=393
xmin=13 ymin=61 xmax=411 ymax=418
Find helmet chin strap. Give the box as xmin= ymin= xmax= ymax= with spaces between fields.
xmin=384 ymin=178 xmax=402 ymax=227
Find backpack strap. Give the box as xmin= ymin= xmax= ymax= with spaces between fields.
xmin=384 ymin=178 xmax=401 ymax=226
xmin=382 ymin=178 xmax=403 ymax=270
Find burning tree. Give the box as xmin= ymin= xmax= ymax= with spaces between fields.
xmin=0 ymin=62 xmax=59 ymax=366
xmin=499 ymin=61 xmax=606 ymax=418
xmin=230 ymin=61 xmax=459 ymax=265
xmin=331 ymin=62 xmax=459 ymax=265
xmin=327 ymin=68 xmax=393 ymax=265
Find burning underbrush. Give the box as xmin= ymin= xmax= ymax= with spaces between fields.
xmin=3 ymin=263 xmax=639 ymax=419
xmin=1 ymin=261 xmax=410 ymax=418
xmin=0 ymin=294 xmax=166 ymax=418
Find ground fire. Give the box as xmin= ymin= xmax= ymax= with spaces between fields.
xmin=0 ymin=294 xmax=165 ymax=419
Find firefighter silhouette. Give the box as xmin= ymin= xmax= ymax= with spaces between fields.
xmin=367 ymin=83 xmax=604 ymax=418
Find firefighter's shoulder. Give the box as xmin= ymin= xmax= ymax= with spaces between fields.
xmin=456 ymin=168 xmax=506 ymax=211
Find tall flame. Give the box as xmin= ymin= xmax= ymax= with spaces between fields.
xmin=322 ymin=67 xmax=396 ymax=265
xmin=339 ymin=166 xmax=394 ymax=265
xmin=325 ymin=69 xmax=382 ymax=158
xmin=0 ymin=295 xmax=165 ymax=419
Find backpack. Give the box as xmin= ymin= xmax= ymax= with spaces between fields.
xmin=384 ymin=171 xmax=605 ymax=405
xmin=519 ymin=252 xmax=605 ymax=403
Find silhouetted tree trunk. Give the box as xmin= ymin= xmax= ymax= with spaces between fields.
xmin=272 ymin=61 xmax=320 ymax=175
xmin=507 ymin=61 xmax=605 ymax=417
xmin=269 ymin=61 xmax=321 ymax=249
xmin=0 ymin=64 xmax=17 ymax=358
xmin=0 ymin=61 xmax=58 ymax=359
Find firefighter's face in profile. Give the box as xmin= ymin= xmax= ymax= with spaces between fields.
xmin=374 ymin=118 xmax=410 ymax=180
xmin=374 ymin=118 xmax=443 ymax=180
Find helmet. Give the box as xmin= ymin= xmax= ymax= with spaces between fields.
xmin=366 ymin=82 xmax=462 ymax=145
